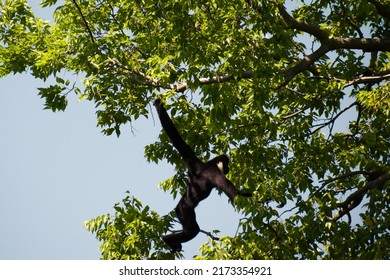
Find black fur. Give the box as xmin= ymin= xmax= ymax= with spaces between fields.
xmin=154 ymin=99 xmax=251 ymax=251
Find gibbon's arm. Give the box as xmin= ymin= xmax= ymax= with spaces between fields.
xmin=212 ymin=171 xmax=252 ymax=202
xmin=212 ymin=172 xmax=240 ymax=202
xmin=154 ymin=99 xmax=197 ymax=161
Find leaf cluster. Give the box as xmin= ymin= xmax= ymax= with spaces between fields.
xmin=84 ymin=193 xmax=177 ymax=259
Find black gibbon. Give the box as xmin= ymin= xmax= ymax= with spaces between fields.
xmin=154 ymin=98 xmax=251 ymax=251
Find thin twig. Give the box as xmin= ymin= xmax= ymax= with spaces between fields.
xmin=319 ymin=170 xmax=371 ymax=186
xmin=200 ymin=229 xmax=220 ymax=241
xmin=345 ymin=73 xmax=390 ymax=87
xmin=308 ymin=102 xmax=358 ymax=136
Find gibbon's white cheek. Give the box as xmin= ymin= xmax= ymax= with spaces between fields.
xmin=217 ymin=161 xmax=224 ymax=173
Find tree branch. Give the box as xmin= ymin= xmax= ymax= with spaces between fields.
xmin=281 ymin=39 xmax=390 ymax=87
xmin=345 ymin=72 xmax=390 ymax=87
xmin=109 ymin=58 xmax=254 ymax=92
xmin=71 ymin=0 xmax=95 ymax=44
xmin=329 ymin=172 xmax=390 ymax=222
xmin=309 ymin=170 xmax=369 ymax=201
xmin=340 ymin=1 xmax=364 ymax=38
xmin=109 ymin=0 xmax=390 ymax=93
xmin=309 ymin=69 xmax=390 ymax=88
xmin=329 ymin=37 xmax=390 ymax=52
xmin=107 ymin=58 xmax=167 ymax=89
xmin=107 ymin=0 xmax=388 ymax=93
xmin=282 ymin=44 xmax=331 ymax=86
xmin=275 ymin=1 xmax=329 ymax=41
xmin=174 ymin=70 xmax=254 ymax=92
xmin=274 ymin=1 xmax=390 ymax=85
xmin=308 ymin=102 xmax=358 ymax=136
xmin=319 ymin=171 xmax=371 ymax=186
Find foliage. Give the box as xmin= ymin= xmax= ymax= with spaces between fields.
xmin=84 ymin=193 xmax=177 ymax=259
xmin=1 ymin=0 xmax=389 ymax=259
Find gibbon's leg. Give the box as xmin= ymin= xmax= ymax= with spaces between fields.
xmin=162 ymin=195 xmax=200 ymax=252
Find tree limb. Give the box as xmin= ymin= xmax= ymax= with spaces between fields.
xmin=275 ymin=0 xmax=329 ymax=41
xmin=109 ymin=58 xmax=254 ymax=92
xmin=345 ymin=72 xmax=390 ymax=87
xmin=71 ymin=0 xmax=95 ymax=44
xmin=319 ymin=170 xmax=371 ymax=186
xmin=282 ymin=44 xmax=331 ymax=86
xmin=108 ymin=0 xmax=390 ymax=93
xmin=282 ymin=38 xmax=390 ymax=87
xmin=329 ymin=172 xmax=390 ymax=222
xmin=109 ymin=0 xmax=390 ymax=94
xmin=309 ymin=69 xmax=390 ymax=88
xmin=329 ymin=37 xmax=390 ymax=52
xmin=274 ymin=1 xmax=390 ymax=85
xmin=308 ymin=102 xmax=358 ymax=136
xmin=175 ymin=70 xmax=254 ymax=92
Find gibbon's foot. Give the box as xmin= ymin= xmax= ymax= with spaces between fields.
xmin=162 ymin=235 xmax=182 ymax=252
xmin=153 ymin=98 xmax=162 ymax=108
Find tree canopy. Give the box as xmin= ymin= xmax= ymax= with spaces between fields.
xmin=1 ymin=0 xmax=389 ymax=259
